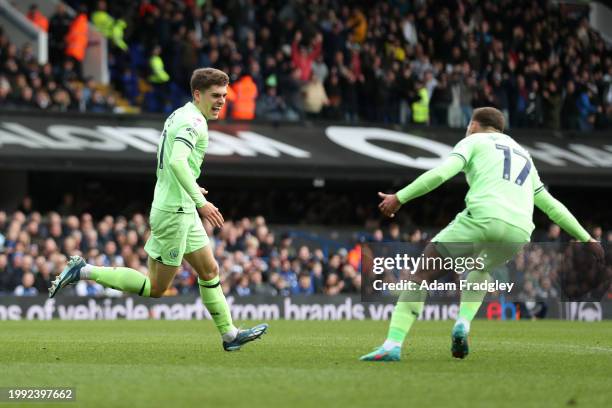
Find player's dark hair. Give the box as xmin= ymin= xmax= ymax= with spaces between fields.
xmin=190 ymin=68 xmax=229 ymax=95
xmin=472 ymin=107 xmax=505 ymax=132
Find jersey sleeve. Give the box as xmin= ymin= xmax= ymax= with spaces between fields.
xmin=168 ymin=141 xmax=206 ymax=208
xmin=396 ymin=155 xmax=464 ymax=204
xmin=534 ymin=188 xmax=590 ymax=242
xmin=449 ymin=136 xmax=476 ymax=170
xmin=174 ymin=124 xmax=200 ymax=150
xmin=174 ymin=112 xmax=207 ymax=148
xmin=167 ymin=114 xmax=207 ymax=208
xmin=531 ymin=164 xmax=545 ymax=196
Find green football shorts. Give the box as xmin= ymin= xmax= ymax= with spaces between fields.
xmin=144 ymin=208 xmax=209 ymax=267
xmin=431 ymin=209 xmax=531 ymax=271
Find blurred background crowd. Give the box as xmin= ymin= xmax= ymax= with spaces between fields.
xmin=1 ymin=196 xmax=608 ymax=301
xmin=1 ymin=0 xmax=610 ymax=130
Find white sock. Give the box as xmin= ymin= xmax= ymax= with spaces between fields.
xmin=455 ymin=317 xmax=471 ymax=333
xmin=80 ymin=264 xmax=93 ymax=279
xmin=222 ymin=326 xmax=239 ymax=342
xmin=382 ymin=339 xmax=401 ymax=350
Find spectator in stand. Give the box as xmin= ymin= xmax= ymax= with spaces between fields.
xmin=256 ymin=76 xmax=295 ymax=122
xmin=542 ymin=81 xmax=562 ymax=130
xmin=303 ymin=73 xmax=329 ymax=119
xmin=430 ymin=72 xmax=452 ymax=125
xmin=65 ymin=6 xmax=89 ymax=78
xmin=411 ymin=78 xmax=429 ymax=125
xmin=280 ymin=68 xmax=305 ymax=120
xmin=48 ymin=3 xmax=72 ymax=66
xmin=291 ymin=31 xmax=323 ymax=83
xmin=14 ymin=271 xmax=38 ymax=296
xmin=147 ymin=45 xmax=170 ymax=112
xmin=91 ymin=0 xmax=128 ymax=51
xmin=577 ymin=85 xmax=599 ymax=132
xmin=526 ymin=80 xmax=543 ymax=127
xmin=231 ymin=69 xmax=258 ymax=121
xmin=27 ymin=5 xmax=49 ymax=32
xmin=323 ymin=68 xmax=343 ymax=119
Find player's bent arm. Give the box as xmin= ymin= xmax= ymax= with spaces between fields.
xmin=168 ymin=141 xmax=207 ymax=208
xmin=534 ymin=188 xmax=591 ymax=242
xmin=396 ymin=155 xmax=464 ymax=204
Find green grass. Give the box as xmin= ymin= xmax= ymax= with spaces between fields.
xmin=1 ymin=320 xmax=611 ymax=408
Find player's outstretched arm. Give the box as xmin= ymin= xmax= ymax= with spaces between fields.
xmin=534 ymin=188 xmax=592 ymax=242
xmin=378 ymin=155 xmax=464 ymax=217
xmin=535 ymin=188 xmax=605 ymax=262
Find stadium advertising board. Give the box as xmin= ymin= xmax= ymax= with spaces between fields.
xmin=1 ymin=113 xmax=612 ymax=184
xmin=1 ymin=295 xmax=608 ymax=321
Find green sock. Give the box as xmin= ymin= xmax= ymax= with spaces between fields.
xmin=459 ymin=270 xmax=491 ymax=322
xmin=87 ymin=266 xmax=151 ymax=296
xmin=198 ymin=276 xmax=235 ymax=336
xmin=386 ymin=288 xmax=427 ymax=344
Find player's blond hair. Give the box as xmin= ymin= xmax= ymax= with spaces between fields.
xmin=190 ymin=68 xmax=229 ymax=95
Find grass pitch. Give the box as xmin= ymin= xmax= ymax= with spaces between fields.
xmin=1 ymin=320 xmax=611 ymax=408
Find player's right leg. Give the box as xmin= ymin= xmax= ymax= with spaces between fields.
xmin=48 ymin=255 xmax=178 ymax=298
xmin=49 ymin=255 xmax=156 ymax=298
xmin=50 ymin=208 xmax=185 ymax=298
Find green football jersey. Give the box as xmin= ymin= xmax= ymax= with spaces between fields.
xmin=151 ymin=102 xmax=208 ymax=213
xmin=451 ymin=132 xmax=544 ymax=234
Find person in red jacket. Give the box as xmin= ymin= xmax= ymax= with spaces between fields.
xmin=27 ymin=5 xmax=49 ymax=32
xmin=231 ymin=72 xmax=258 ymax=120
xmin=65 ymin=9 xmax=89 ymax=76
xmin=291 ymin=31 xmax=323 ymax=82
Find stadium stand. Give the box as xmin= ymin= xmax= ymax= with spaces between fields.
xmin=1 ymin=0 xmax=610 ymax=129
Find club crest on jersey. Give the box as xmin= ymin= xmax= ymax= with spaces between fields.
xmin=186 ymin=127 xmax=198 ymax=140
xmin=169 ymin=249 xmax=179 ymax=259
xmin=192 ymin=117 xmax=203 ymax=127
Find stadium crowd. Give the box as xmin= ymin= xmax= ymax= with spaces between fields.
xmin=0 ymin=5 xmax=119 ymax=113
xmin=0 ymin=200 xmax=364 ymax=298
xmin=0 ymin=196 xmax=608 ymax=300
xmin=1 ymin=0 xmax=610 ymax=130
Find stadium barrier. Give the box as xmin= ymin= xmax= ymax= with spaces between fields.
xmin=0 ymin=295 xmax=609 ymax=321
xmin=1 ymin=111 xmax=611 ymax=185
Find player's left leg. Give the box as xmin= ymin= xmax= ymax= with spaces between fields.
xmin=452 ymin=219 xmax=530 ymax=358
xmin=184 ymin=213 xmax=267 ymax=351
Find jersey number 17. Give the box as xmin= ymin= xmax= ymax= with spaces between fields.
xmin=495 ymin=144 xmax=531 ymax=186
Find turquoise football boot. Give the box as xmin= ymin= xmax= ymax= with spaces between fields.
xmin=359 ymin=345 xmax=401 ymax=362
xmin=451 ymin=322 xmax=469 ymax=359
xmin=48 ymin=255 xmax=85 ymax=298
xmin=223 ymin=323 xmax=269 ymax=351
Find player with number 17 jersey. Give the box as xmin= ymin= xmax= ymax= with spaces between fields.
xmin=446 ymin=130 xmax=543 ymax=236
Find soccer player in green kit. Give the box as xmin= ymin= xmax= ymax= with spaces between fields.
xmin=360 ymin=107 xmax=603 ymax=362
xmin=49 ymin=68 xmax=268 ymax=351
